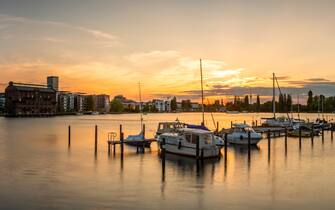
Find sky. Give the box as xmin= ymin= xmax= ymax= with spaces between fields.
xmin=0 ymin=0 xmax=335 ymax=103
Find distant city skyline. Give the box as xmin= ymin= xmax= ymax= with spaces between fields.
xmin=1 ymin=0 xmax=335 ymax=102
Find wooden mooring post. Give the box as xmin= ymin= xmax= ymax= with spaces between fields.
xmin=248 ymin=131 xmax=251 ymax=158
xmin=322 ymin=126 xmax=325 ymax=143
xmin=299 ymin=127 xmax=302 ymax=149
xmin=267 ymin=129 xmax=271 ymax=157
xmin=94 ymin=125 xmax=98 ymax=155
xmin=142 ymin=124 xmax=146 ymax=153
xmin=331 ymin=124 xmax=334 ymax=141
xmin=224 ymin=133 xmax=228 ymax=162
xmin=196 ymin=136 xmax=200 ymax=159
xmin=161 ymin=137 xmax=166 ymax=182
xmin=68 ymin=125 xmax=71 ymax=148
xmin=120 ymin=125 xmax=124 ymax=156
xmin=311 ymin=124 xmax=314 ymax=146
xmin=285 ymin=128 xmax=288 ymax=155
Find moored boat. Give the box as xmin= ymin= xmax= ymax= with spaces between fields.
xmin=225 ymin=123 xmax=262 ymax=145
xmin=158 ymin=128 xmax=220 ymax=158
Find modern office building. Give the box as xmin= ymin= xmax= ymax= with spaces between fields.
xmin=153 ymin=99 xmax=166 ymax=112
xmin=47 ymin=76 xmax=59 ymax=91
xmin=5 ymin=82 xmax=57 ymax=117
xmin=74 ymin=94 xmax=85 ymax=113
xmin=58 ymin=92 xmax=75 ymax=113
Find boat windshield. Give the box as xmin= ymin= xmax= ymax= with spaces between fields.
xmin=244 ymin=127 xmax=254 ymax=132
xmin=159 ymin=122 xmax=184 ymax=130
xmin=203 ymin=134 xmax=213 ymax=145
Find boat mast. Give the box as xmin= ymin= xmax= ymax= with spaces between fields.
xmin=321 ymin=96 xmax=324 ymax=119
xmin=273 ymin=73 xmax=276 ymax=119
xmin=138 ymin=82 xmax=143 ymax=130
xmin=298 ymin=93 xmax=300 ymax=120
xmin=200 ymin=59 xmax=205 ymax=126
xmin=317 ymin=96 xmax=320 ymax=119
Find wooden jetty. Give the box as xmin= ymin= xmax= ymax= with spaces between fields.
xmin=106 ymin=124 xmax=157 ymax=155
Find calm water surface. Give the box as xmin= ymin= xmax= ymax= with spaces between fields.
xmin=1 ymin=112 xmax=335 ymax=210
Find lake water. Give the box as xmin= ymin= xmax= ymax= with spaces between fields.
xmin=1 ymin=112 xmax=335 ymax=210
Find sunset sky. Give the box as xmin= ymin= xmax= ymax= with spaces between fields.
xmin=1 ymin=0 xmax=335 ymax=102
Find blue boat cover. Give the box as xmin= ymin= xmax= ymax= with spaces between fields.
xmin=186 ymin=124 xmax=210 ymax=131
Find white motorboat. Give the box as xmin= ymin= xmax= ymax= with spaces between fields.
xmin=261 ymin=116 xmax=292 ymax=127
xmin=156 ymin=121 xmax=225 ymax=147
xmin=158 ymin=128 xmax=220 ymax=158
xmin=226 ymin=123 xmax=262 ymax=145
xmin=155 ymin=121 xmax=186 ymax=137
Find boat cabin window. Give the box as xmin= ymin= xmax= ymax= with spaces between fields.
xmin=185 ymin=133 xmax=199 ymax=144
xmin=192 ymin=134 xmax=199 ymax=144
xmin=203 ymin=134 xmax=212 ymax=145
xmin=244 ymin=127 xmax=253 ymax=132
xmin=185 ymin=133 xmax=192 ymax=143
xmin=234 ymin=127 xmax=244 ymax=133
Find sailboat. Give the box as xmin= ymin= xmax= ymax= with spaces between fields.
xmin=125 ymin=82 xmax=151 ymax=148
xmin=186 ymin=59 xmax=224 ymax=146
xmin=261 ymin=73 xmax=292 ymax=128
xmin=155 ymin=59 xmax=224 ymax=148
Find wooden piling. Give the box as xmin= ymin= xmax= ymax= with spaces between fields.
xmin=68 ymin=125 xmax=71 ymax=147
xmin=216 ymin=121 xmax=219 ymax=132
xmin=142 ymin=124 xmax=146 ymax=153
xmin=120 ymin=125 xmax=124 ymax=156
xmin=108 ymin=142 xmax=111 ymax=156
xmin=331 ymin=124 xmax=334 ymax=141
xmin=95 ymin=125 xmax=98 ymax=155
xmin=311 ymin=124 xmax=314 ymax=146
xmin=196 ymin=136 xmax=200 ymax=159
xmin=162 ymin=137 xmax=166 ymax=158
xmin=255 ymin=120 xmax=258 ymax=127
xmin=267 ymin=129 xmax=271 ymax=155
xmin=248 ymin=131 xmax=251 ymax=157
xmin=285 ymin=128 xmax=288 ymax=155
xmin=231 ymin=121 xmax=233 ymax=128
xmin=322 ymin=126 xmax=324 ymax=143
xmin=244 ymin=120 xmax=246 ymax=125
xmin=299 ymin=126 xmax=302 ymax=149
xmin=224 ymin=133 xmax=228 ymax=161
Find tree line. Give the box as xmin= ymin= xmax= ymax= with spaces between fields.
xmin=109 ymin=90 xmax=335 ymax=113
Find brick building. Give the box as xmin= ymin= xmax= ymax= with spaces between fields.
xmin=5 ymin=82 xmax=57 ymax=117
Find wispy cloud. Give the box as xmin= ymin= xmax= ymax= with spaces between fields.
xmin=0 ymin=13 xmax=119 ymax=44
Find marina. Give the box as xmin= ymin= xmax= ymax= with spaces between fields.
xmin=1 ymin=113 xmax=335 ymax=209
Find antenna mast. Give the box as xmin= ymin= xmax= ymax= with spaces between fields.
xmin=273 ymin=73 xmax=276 ymax=119
xmin=200 ymin=59 xmax=205 ymax=126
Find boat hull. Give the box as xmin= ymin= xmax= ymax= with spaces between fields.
xmin=163 ymin=143 xmax=220 ymax=158
xmin=125 ymin=141 xmax=151 ymax=148
xmin=227 ymin=138 xmax=261 ymax=145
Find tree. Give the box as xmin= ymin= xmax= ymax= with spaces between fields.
xmin=286 ymin=94 xmax=292 ymax=112
xmin=171 ymin=97 xmax=177 ymax=111
xmin=256 ymin=95 xmax=261 ymax=112
xmin=86 ymin=95 xmax=95 ymax=111
xmin=244 ymin=95 xmax=249 ymax=106
xmin=110 ymin=99 xmax=124 ymax=113
xmin=307 ymin=90 xmax=313 ymax=112
xmin=181 ymin=100 xmax=192 ymax=111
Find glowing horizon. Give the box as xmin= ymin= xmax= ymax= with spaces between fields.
xmin=1 ymin=0 xmax=335 ymax=102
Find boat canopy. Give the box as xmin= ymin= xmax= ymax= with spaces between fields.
xmin=186 ymin=124 xmax=210 ymax=131
xmin=232 ymin=123 xmax=250 ymax=128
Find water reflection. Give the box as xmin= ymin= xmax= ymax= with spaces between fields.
xmin=1 ymin=113 xmax=335 ymax=210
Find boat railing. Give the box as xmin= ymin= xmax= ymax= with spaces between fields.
xmin=108 ymin=132 xmax=117 ymax=142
